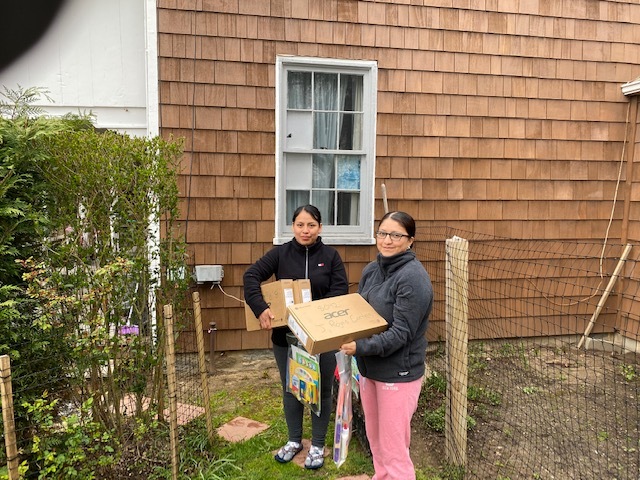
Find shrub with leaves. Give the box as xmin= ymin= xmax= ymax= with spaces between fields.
xmin=1 ymin=87 xmax=91 ymax=458
xmin=0 ymin=86 xmax=188 ymax=477
xmin=23 ymin=395 xmax=118 ymax=480
xmin=35 ymin=126 xmax=188 ymax=429
xmin=0 ymin=86 xmax=91 ymax=282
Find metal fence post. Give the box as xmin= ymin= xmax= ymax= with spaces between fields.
xmin=208 ymin=322 xmax=217 ymax=375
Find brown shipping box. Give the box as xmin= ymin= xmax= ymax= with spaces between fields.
xmin=293 ymin=279 xmax=312 ymax=304
xmin=245 ymin=279 xmax=311 ymax=331
xmin=287 ymin=293 xmax=388 ymax=354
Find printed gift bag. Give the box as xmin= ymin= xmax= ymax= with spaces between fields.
xmin=287 ymin=343 xmax=321 ymax=416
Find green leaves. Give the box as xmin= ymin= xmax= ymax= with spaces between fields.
xmin=1 ymin=85 xmax=187 ymax=478
xmin=0 ymin=86 xmax=53 ymax=119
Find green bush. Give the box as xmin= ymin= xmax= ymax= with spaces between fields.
xmin=1 ymin=86 xmax=188 ymax=478
xmin=1 ymin=88 xmax=89 ymax=458
xmin=23 ymin=395 xmax=117 ymax=480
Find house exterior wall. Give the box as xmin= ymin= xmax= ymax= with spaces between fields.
xmin=156 ymin=0 xmax=640 ymax=351
xmin=619 ymin=94 xmax=640 ymax=343
xmin=0 ymin=0 xmax=153 ymax=137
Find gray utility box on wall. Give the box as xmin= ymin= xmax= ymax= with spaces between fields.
xmin=194 ymin=265 xmax=224 ymax=284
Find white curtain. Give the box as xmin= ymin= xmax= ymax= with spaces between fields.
xmin=312 ymin=154 xmax=335 ymax=225
xmin=288 ymin=71 xmax=311 ymax=109
xmin=314 ymin=73 xmax=338 ymax=150
xmin=286 ymin=191 xmax=310 ymax=224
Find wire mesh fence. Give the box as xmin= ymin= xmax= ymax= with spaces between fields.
xmin=0 ymin=292 xmax=210 ymax=480
xmin=415 ymin=226 xmax=640 ymax=479
xmin=3 ymin=227 xmax=640 ymax=479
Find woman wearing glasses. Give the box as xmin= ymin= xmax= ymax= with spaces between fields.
xmin=341 ymin=211 xmax=433 ymax=480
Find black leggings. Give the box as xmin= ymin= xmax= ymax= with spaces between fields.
xmin=272 ymin=343 xmax=336 ymax=448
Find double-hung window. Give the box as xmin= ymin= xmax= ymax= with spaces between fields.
xmin=275 ymin=56 xmax=378 ymax=244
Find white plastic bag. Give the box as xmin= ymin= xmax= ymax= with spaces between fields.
xmin=333 ymin=351 xmax=353 ymax=467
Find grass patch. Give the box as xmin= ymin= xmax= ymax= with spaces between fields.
xmin=139 ymin=378 xmax=375 ymax=479
xmin=161 ymin=377 xmax=454 ymax=479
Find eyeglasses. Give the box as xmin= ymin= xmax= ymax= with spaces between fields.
xmin=375 ymin=231 xmax=411 ymax=241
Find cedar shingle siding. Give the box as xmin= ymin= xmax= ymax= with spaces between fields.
xmin=157 ymin=0 xmax=640 ymax=351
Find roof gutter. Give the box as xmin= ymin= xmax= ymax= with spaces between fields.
xmin=622 ymin=79 xmax=640 ymax=96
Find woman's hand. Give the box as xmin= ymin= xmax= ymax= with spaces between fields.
xmin=258 ymin=308 xmax=274 ymax=330
xmin=340 ymin=341 xmax=356 ymax=355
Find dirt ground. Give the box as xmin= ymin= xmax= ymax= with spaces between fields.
xmin=415 ymin=341 xmax=640 ymax=480
xmin=204 ymin=341 xmax=640 ymax=480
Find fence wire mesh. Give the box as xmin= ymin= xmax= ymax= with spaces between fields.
xmin=415 ymin=226 xmax=640 ymax=479
xmin=0 ymin=296 xmax=209 ymax=479
xmin=3 ymin=228 xmax=640 ymax=479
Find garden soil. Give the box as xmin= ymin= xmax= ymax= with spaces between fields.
xmin=207 ymin=343 xmax=640 ymax=480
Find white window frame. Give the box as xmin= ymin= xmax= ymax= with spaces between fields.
xmin=274 ymin=55 xmax=378 ymax=245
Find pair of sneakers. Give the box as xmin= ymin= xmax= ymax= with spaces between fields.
xmin=274 ymin=441 xmax=325 ymax=470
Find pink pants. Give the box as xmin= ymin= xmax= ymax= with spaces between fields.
xmin=359 ymin=376 xmax=423 ymax=480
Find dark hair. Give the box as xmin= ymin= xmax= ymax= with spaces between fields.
xmin=292 ymin=204 xmax=322 ymax=224
xmin=379 ymin=211 xmax=416 ymax=238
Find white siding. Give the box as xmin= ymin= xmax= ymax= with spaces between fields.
xmin=0 ymin=0 xmax=155 ymax=137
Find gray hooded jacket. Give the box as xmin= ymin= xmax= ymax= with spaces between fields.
xmin=355 ymin=250 xmax=433 ymax=383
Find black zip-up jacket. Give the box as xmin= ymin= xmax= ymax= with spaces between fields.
xmin=243 ymin=237 xmax=349 ymax=347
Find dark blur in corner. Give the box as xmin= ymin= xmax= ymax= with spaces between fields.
xmin=0 ymin=0 xmax=67 ymax=73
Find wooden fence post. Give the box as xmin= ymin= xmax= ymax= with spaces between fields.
xmin=192 ymin=291 xmax=214 ymax=443
xmin=445 ymin=236 xmax=469 ymax=468
xmin=1 ymin=355 xmax=19 ymax=480
xmin=578 ymin=243 xmax=633 ymax=349
xmin=163 ymin=305 xmax=178 ymax=480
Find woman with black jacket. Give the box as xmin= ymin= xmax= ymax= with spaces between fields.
xmin=243 ymin=204 xmax=348 ymax=470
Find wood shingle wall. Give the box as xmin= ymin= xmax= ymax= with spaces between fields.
xmin=157 ymin=0 xmax=640 ymax=351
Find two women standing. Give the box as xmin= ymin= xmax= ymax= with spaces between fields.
xmin=244 ymin=206 xmax=433 ymax=479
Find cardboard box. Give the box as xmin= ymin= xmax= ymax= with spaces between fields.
xmin=293 ymin=279 xmax=312 ymax=304
xmin=287 ymin=293 xmax=388 ymax=354
xmin=245 ymin=279 xmax=311 ymax=331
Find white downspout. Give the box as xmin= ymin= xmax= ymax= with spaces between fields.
xmin=145 ymin=0 xmax=160 ymax=338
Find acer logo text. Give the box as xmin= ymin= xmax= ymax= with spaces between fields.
xmin=324 ymin=309 xmax=349 ymax=319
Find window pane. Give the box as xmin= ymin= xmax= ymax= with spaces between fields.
xmin=340 ymin=74 xmax=363 ymax=111
xmin=338 ymin=112 xmax=362 ymax=150
xmin=313 ymin=190 xmax=335 ymax=226
xmin=313 ymin=154 xmax=335 ymax=188
xmin=286 ymin=190 xmax=310 ymax=224
xmin=337 ymin=156 xmax=361 ymax=190
xmin=337 ymin=192 xmax=360 ymax=225
xmin=314 ymin=72 xmax=338 ymax=110
xmin=286 ymin=153 xmax=312 ymax=189
xmin=286 ymin=111 xmax=313 ymax=149
xmin=314 ymin=112 xmax=338 ymax=150
xmin=288 ymin=71 xmax=311 ymax=109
